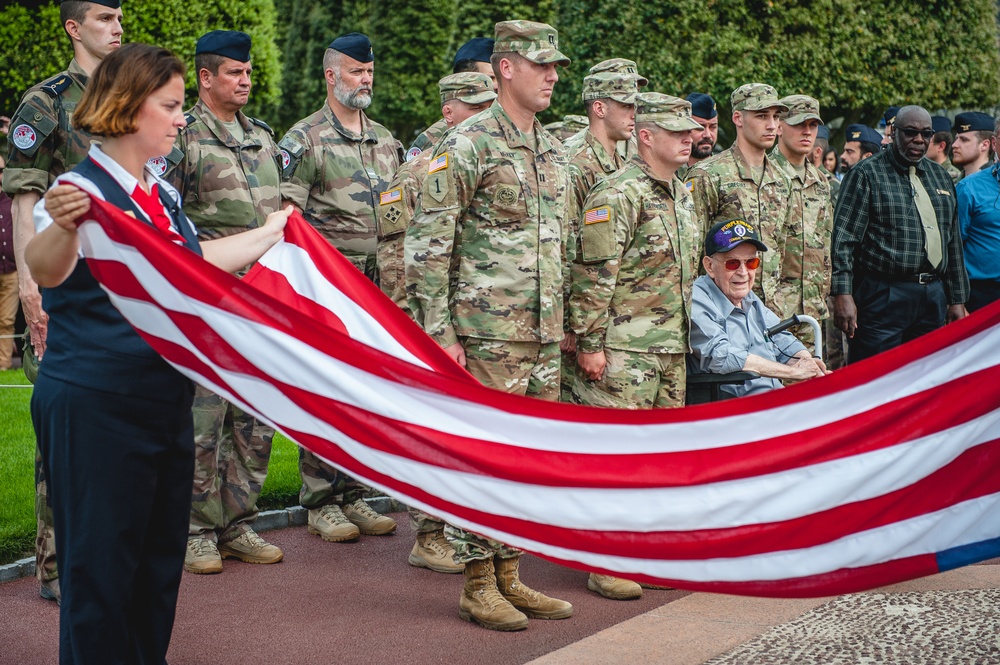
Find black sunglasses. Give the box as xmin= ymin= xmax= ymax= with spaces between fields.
xmin=897 ymin=127 xmax=935 ymax=140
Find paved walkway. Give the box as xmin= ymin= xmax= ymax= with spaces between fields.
xmin=1 ymin=513 xmax=998 ymax=664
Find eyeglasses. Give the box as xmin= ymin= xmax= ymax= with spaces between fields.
xmin=897 ymin=128 xmax=935 ymax=140
xmin=722 ymin=256 xmax=761 ymax=271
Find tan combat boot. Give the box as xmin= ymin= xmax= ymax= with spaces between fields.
xmin=218 ymin=529 xmax=284 ymax=564
xmin=342 ymin=498 xmax=397 ymax=535
xmin=184 ymin=537 xmax=223 ymax=574
xmin=459 ymin=558 xmax=529 ymax=631
xmin=587 ymin=573 xmax=642 ymax=600
xmin=308 ymin=504 xmax=360 ymax=542
xmin=494 ymin=555 xmax=573 ymax=619
xmin=408 ymin=528 xmax=463 ymax=573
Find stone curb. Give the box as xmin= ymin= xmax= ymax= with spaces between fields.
xmin=0 ymin=497 xmax=403 ymax=586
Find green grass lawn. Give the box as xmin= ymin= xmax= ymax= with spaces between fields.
xmin=0 ymin=369 xmax=304 ymax=565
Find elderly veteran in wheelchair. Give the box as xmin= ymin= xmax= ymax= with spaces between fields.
xmin=688 ymin=219 xmax=829 ymax=400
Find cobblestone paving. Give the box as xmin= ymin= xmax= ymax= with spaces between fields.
xmin=705 ymin=589 xmax=1000 ymax=664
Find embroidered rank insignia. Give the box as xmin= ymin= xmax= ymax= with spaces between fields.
xmin=429 ymin=153 xmax=448 ymax=174
xmin=380 ymin=188 xmax=402 ymax=205
xmin=584 ymin=206 xmax=611 ymax=225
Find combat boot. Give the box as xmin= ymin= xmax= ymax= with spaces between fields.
xmin=494 ymin=555 xmax=573 ymax=619
xmin=39 ymin=578 xmax=60 ymax=605
xmin=342 ymin=498 xmax=397 ymax=535
xmin=408 ymin=528 xmax=463 ymax=573
xmin=587 ymin=573 xmax=642 ymax=600
xmin=308 ymin=504 xmax=360 ymax=542
xmin=459 ymin=558 xmax=529 ymax=631
xmin=184 ymin=537 xmax=223 ymax=574
xmin=218 ymin=529 xmax=284 ymax=565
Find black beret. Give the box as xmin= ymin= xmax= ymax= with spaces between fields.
xmin=686 ymin=92 xmax=717 ymax=120
xmin=930 ymin=116 xmax=951 ymax=134
xmin=816 ymin=124 xmax=830 ymax=141
xmin=953 ymin=111 xmax=994 ymax=134
xmin=883 ymin=106 xmax=900 ymax=126
xmin=454 ymin=38 xmax=494 ymax=66
xmin=845 ymin=124 xmax=882 ymax=145
xmin=196 ymin=30 xmax=252 ymax=63
xmin=329 ymin=32 xmax=374 ymax=63
xmin=61 ymin=0 xmax=121 ymax=6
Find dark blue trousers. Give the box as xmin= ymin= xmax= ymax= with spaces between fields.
xmin=32 ymin=374 xmax=194 ymax=665
xmin=848 ymin=273 xmax=947 ymax=364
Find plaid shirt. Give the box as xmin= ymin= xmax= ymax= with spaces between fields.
xmin=831 ymin=147 xmax=969 ymax=304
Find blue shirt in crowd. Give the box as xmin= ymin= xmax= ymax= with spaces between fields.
xmin=956 ymin=166 xmax=1000 ymax=282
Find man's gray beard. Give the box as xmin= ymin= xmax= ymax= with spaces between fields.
xmin=334 ymin=79 xmax=372 ymax=110
xmin=692 ymin=143 xmax=714 ymax=159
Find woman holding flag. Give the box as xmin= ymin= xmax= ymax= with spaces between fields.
xmin=24 ymin=42 xmax=291 ymax=664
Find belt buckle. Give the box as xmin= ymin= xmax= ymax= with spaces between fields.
xmin=917 ymin=273 xmax=934 ymax=285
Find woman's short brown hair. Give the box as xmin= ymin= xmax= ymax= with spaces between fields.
xmin=74 ymin=43 xmax=186 ymax=138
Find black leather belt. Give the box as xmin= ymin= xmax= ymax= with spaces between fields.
xmin=865 ymin=270 xmax=940 ymax=284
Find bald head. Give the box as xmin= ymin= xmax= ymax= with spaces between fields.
xmin=896 ymin=105 xmax=931 ymax=127
xmin=892 ymin=105 xmax=933 ymax=164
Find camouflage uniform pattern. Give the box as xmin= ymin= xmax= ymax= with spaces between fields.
xmin=3 ymin=59 xmax=93 ymax=195
xmin=686 ymin=143 xmax=792 ymax=309
xmin=820 ymin=165 xmax=841 ymax=204
xmin=572 ymin=348 xmax=687 ymax=409
xmin=377 ymin=148 xmax=433 ymax=308
xmin=165 ymin=100 xmax=282 ymax=237
xmin=769 ymin=148 xmax=833 ymax=323
xmin=569 ymin=156 xmax=702 ymax=407
xmin=279 ymin=105 xmax=402 ymax=274
xmin=943 ymin=158 xmax=962 ymax=184
xmin=404 ymin=101 xmax=570 ymax=348
xmin=563 ymin=128 xmax=627 ymax=216
xmin=6 ymin=59 xmax=97 ymax=587
xmin=167 ymin=99 xmax=283 ymax=542
xmin=542 ymin=115 xmax=588 ymax=142
xmin=406 ymin=118 xmax=448 ymax=162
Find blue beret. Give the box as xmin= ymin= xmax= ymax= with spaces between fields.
xmin=845 ymin=124 xmax=882 ymax=145
xmin=196 ymin=30 xmax=252 ymax=63
xmin=329 ymin=32 xmax=374 ymax=63
xmin=454 ymin=38 xmax=494 ymax=66
xmin=62 ymin=0 xmax=120 ymax=6
xmin=883 ymin=106 xmax=900 ymax=126
xmin=930 ymin=115 xmax=951 ymax=134
xmin=686 ymin=92 xmax=717 ymax=120
xmin=816 ymin=125 xmax=830 ymax=141
xmin=953 ymin=111 xmax=994 ymax=134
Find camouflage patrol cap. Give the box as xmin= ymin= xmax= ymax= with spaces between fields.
xmin=731 ymin=83 xmax=787 ymax=112
xmin=780 ymin=95 xmax=823 ymax=126
xmin=493 ymin=20 xmax=570 ymax=66
xmin=582 ymin=72 xmax=642 ymax=104
xmin=439 ymin=72 xmax=497 ymax=105
xmin=563 ymin=115 xmax=589 ymax=131
xmin=587 ymin=58 xmax=648 ymax=86
xmin=635 ymin=93 xmax=702 ymax=132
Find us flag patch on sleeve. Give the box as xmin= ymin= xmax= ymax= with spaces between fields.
xmin=380 ymin=188 xmax=402 ymax=205
xmin=584 ymin=206 xmax=610 ymax=225
xmin=429 ymin=153 xmax=449 ymax=174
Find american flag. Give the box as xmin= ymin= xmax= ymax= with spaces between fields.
xmin=429 ymin=153 xmax=448 ymax=174
xmin=584 ymin=207 xmax=610 ymax=225
xmin=77 ymin=199 xmax=1000 ymax=597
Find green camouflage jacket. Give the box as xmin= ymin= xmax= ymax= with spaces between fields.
xmin=685 ymin=142 xmax=792 ymax=308
xmin=404 ymin=101 xmax=570 ymax=346
xmin=164 ymin=100 xmax=282 ymax=237
xmin=4 ymin=59 xmax=92 ymax=196
xmin=279 ymin=105 xmax=402 ymax=265
xmin=569 ymin=157 xmax=702 ymax=355
xmin=563 ymin=129 xmax=625 ymax=222
xmin=406 ymin=118 xmax=448 ymax=162
xmin=769 ymin=148 xmax=833 ymax=320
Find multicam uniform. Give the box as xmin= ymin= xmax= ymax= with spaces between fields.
xmin=569 ymin=157 xmax=702 ymax=408
xmin=404 ymin=101 xmax=570 ymax=561
xmin=686 ymin=143 xmax=791 ymax=310
xmin=4 ymin=58 xmax=98 ymax=591
xmin=769 ymin=147 xmax=833 ymax=344
xmin=164 ymin=99 xmax=283 ymax=545
xmin=405 ymin=118 xmax=448 ymax=162
xmin=279 ymin=104 xmax=402 ymax=509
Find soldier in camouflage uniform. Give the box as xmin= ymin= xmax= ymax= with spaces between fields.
xmin=542 ymin=115 xmax=589 ymax=142
xmin=811 ymin=124 xmax=841 ymax=204
xmin=769 ymin=95 xmax=833 ymax=350
xmin=4 ymin=0 xmax=125 ymax=605
xmin=404 ymin=20 xmax=574 ymax=632
xmin=678 ymin=93 xmax=719 ymax=181
xmin=406 ymin=38 xmax=496 ymax=162
xmin=568 ymin=93 xmax=701 ymax=601
xmin=376 ymin=72 xmax=495 ymax=575
xmin=928 ymin=116 xmax=963 ymax=184
xmin=161 ymin=31 xmax=285 ymax=574
xmin=686 ymin=83 xmax=792 ymax=311
xmin=280 ymin=32 xmax=402 ymax=543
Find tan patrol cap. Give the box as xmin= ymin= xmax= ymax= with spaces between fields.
xmin=780 ymin=95 xmax=823 ymax=125
xmin=588 ymin=58 xmax=649 ymax=86
xmin=731 ymin=83 xmax=787 ymax=112
xmin=582 ymin=71 xmax=642 ymax=104
xmin=439 ymin=72 xmax=497 ymax=105
xmin=493 ymin=20 xmax=571 ymax=66
xmin=636 ymin=93 xmax=702 ymax=131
